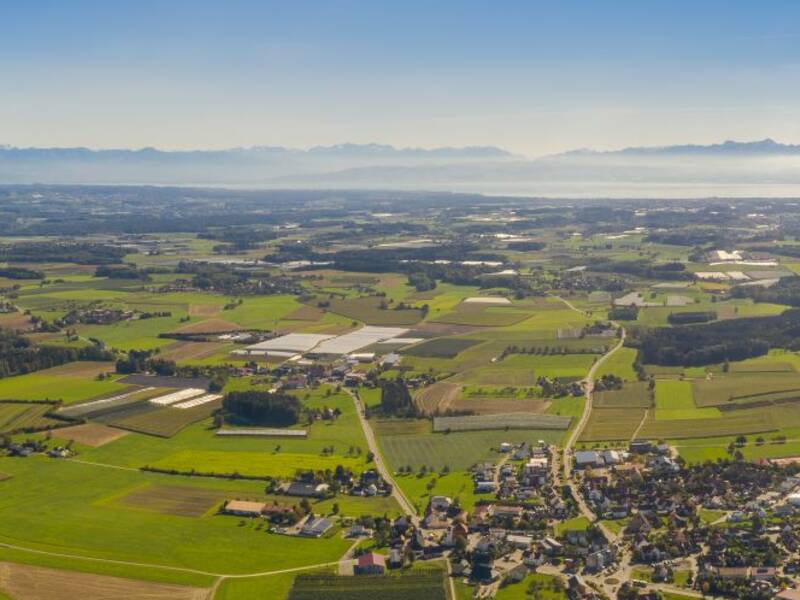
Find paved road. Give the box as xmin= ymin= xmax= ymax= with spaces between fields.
xmin=555 ymin=295 xmax=626 ymax=542
xmin=561 ymin=326 xmax=627 ymax=479
xmin=345 ymin=388 xmax=418 ymax=520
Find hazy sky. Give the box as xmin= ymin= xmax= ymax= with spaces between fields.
xmin=2 ymin=0 xmax=800 ymax=156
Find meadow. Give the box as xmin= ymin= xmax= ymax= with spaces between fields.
xmin=0 ymin=401 xmax=56 ymax=433
xmin=402 ymin=337 xmax=482 ymax=358
xmin=593 ymin=382 xmax=652 ymax=409
xmin=379 ymin=427 xmax=564 ymax=472
xmin=580 ymin=408 xmax=647 ymax=442
xmin=323 ymin=296 xmax=424 ymax=326
xmin=654 ymin=380 xmax=721 ymax=420
xmin=0 ymin=363 xmax=127 ymax=404
xmin=0 ymin=457 xmax=353 ymax=575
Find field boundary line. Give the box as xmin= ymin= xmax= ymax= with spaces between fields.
xmin=0 ymin=539 xmax=341 ymax=582
xmin=69 ymin=458 xmax=140 ymax=472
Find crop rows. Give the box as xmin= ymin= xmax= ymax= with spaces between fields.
xmin=433 ymin=412 xmax=571 ymax=432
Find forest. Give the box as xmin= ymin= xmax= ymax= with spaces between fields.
xmin=630 ymin=310 xmax=800 ymax=366
xmin=222 ymin=390 xmax=302 ymax=426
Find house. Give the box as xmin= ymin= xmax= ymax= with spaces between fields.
xmin=388 ymin=547 xmax=404 ymax=568
xmin=713 ymin=566 xmax=750 ymax=581
xmin=344 ymin=372 xmax=368 ymax=386
xmin=506 ymin=564 xmax=529 ymax=583
xmin=262 ymin=504 xmax=294 ymax=518
xmin=301 ymin=517 xmax=333 ymax=537
xmin=586 ymin=547 xmax=616 ymax=571
xmin=540 ymin=537 xmax=563 ymax=555
xmin=648 ymin=455 xmax=679 ymax=473
xmin=430 ymin=495 xmax=452 ymax=511
xmin=354 ymin=552 xmax=386 ymax=575
xmin=475 ymin=481 xmax=497 ymax=493
xmin=524 ymin=457 xmax=549 ymax=481
xmin=424 ymin=512 xmax=450 ymax=529
xmin=752 ymin=566 xmax=777 ymax=582
xmin=443 ymin=522 xmax=469 ymax=547
xmin=281 ymin=374 xmax=307 ymax=389
xmin=625 ymin=513 xmax=653 ymax=536
xmin=493 ymin=505 xmax=524 ymax=519
xmin=223 ymin=500 xmax=267 ymax=517
xmin=506 ymin=534 xmax=533 ymax=550
xmin=348 ymin=524 xmax=371 ymax=537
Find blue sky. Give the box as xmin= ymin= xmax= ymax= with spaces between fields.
xmin=2 ymin=0 xmax=799 ymax=155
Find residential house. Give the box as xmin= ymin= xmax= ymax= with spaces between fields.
xmin=354 ymin=552 xmax=386 ymax=575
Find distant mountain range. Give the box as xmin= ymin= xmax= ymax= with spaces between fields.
xmin=558 ymin=138 xmax=800 ymax=157
xmin=3 ymin=139 xmax=800 ymax=197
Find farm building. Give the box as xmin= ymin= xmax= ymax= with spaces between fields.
xmin=282 ymin=481 xmax=330 ymax=498
xmin=380 ymin=352 xmax=402 ymax=368
xmin=223 ymin=500 xmax=266 ymax=517
xmin=300 ymin=516 xmax=333 ymax=537
xmin=354 ymin=552 xmax=386 ymax=575
xmin=574 ymin=450 xmax=604 ymax=469
xmin=629 ymin=439 xmax=652 ymax=453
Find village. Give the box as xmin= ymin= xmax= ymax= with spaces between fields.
xmin=201 ymin=430 xmax=800 ymax=600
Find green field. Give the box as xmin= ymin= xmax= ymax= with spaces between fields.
xmin=580 ymin=408 xmax=647 ymax=442
xmin=108 ymin=400 xmax=222 ymax=438
xmin=0 ymin=365 xmax=128 ymax=404
xmin=379 ymin=427 xmax=564 ymax=474
xmin=0 ymin=457 xmax=352 ymax=574
xmin=324 ymin=296 xmax=424 ymax=326
xmin=594 ymin=382 xmax=652 ymax=408
xmin=151 ymin=449 xmax=364 ymax=477
xmin=403 ymin=337 xmax=483 ymax=358
xmin=214 ymin=572 xmax=297 ymax=600
xmin=430 ymin=306 xmax=531 ymax=327
xmin=0 ymin=401 xmax=56 ymax=433
xmin=432 ymin=413 xmax=570 ymax=433
xmin=639 ymin=409 xmax=776 ymax=440
xmin=692 ymin=373 xmax=800 ymax=407
xmin=594 ymin=346 xmax=638 ymax=381
xmin=654 ymin=380 xmax=720 ymax=420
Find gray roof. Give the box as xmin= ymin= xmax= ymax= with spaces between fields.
xmin=575 ymin=450 xmax=602 ymax=465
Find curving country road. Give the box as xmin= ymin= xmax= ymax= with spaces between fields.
xmin=555 ymin=296 xmax=627 ymax=542
xmin=344 ymin=388 xmax=418 ymax=519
